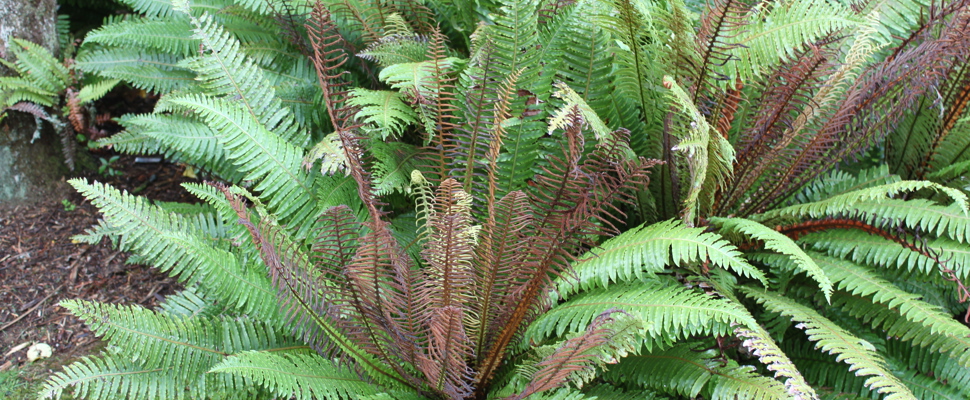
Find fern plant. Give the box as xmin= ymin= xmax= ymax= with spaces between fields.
xmin=43 ymin=0 xmax=970 ymax=398
xmin=0 ymin=36 xmax=116 ymax=170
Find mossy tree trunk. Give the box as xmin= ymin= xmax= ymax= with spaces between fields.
xmin=0 ymin=0 xmax=66 ymax=202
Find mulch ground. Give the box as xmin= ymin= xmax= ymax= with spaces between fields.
xmin=0 ymin=156 xmax=196 ymax=373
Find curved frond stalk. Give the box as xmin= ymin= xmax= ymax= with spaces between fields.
xmin=711 ymin=217 xmax=833 ymax=301
xmin=755 ymin=180 xmax=969 ymax=223
xmin=210 ymin=350 xmax=387 ymax=400
xmin=564 ymin=219 xmax=765 ymax=296
xmin=734 ymin=325 xmax=818 ymax=400
xmin=740 ymin=287 xmax=918 ymax=399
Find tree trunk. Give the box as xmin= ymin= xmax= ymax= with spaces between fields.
xmin=0 ymin=0 xmax=67 ymax=203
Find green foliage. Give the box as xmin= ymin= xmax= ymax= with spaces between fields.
xmin=48 ymin=0 xmax=970 ymax=398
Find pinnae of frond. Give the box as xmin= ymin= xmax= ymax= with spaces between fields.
xmin=307 ymin=2 xmax=359 ymax=134
xmin=779 ymin=217 xmax=970 ymax=321
xmin=420 ymin=28 xmax=461 ymax=183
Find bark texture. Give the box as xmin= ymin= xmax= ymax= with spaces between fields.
xmin=0 ymin=0 xmax=66 ymax=202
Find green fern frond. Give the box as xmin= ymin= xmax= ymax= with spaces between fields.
xmin=158 ymin=287 xmax=224 ymax=318
xmin=526 ymin=278 xmax=757 ymax=352
xmin=58 ymin=299 xmax=298 ymax=394
xmin=734 ymin=324 xmax=818 ymax=400
xmin=116 ymin=0 xmax=233 ymax=19
xmin=887 ymin=339 xmax=970 ymax=397
xmin=68 ymin=179 xmax=279 ymax=320
xmin=741 ymin=287 xmax=917 ymax=400
xmin=76 ymin=48 xmax=196 ymax=93
xmin=84 ymin=16 xmax=200 ymax=57
xmin=892 ymin=365 xmax=966 ymax=400
xmin=357 ymin=32 xmax=432 ymax=67
xmin=803 ymin=230 xmax=970 ymax=279
xmin=346 ymin=88 xmax=419 ymax=140
xmin=793 ymin=165 xmax=902 ymax=205
xmin=181 ymin=12 xmax=302 ymax=143
xmin=38 ymin=353 xmax=184 ymax=400
xmin=756 ymin=180 xmax=970 ymax=223
xmin=729 ymin=0 xmax=858 ymax=81
xmin=114 ymin=113 xmax=245 ymax=182
xmin=370 ymin=140 xmax=421 ymax=195
xmin=76 ymin=79 xmax=120 ymax=105
xmin=564 ymin=219 xmax=766 ymax=296
xmin=157 ymin=94 xmax=318 ymax=235
xmin=712 ymin=217 xmax=833 ymax=301
xmin=4 ymin=39 xmax=70 ymax=93
xmin=209 ymin=349 xmax=386 ymax=400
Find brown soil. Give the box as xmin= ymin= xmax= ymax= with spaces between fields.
xmin=0 ymin=156 xmax=196 ymax=374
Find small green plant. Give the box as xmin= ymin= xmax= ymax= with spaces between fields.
xmin=61 ymin=199 xmax=77 ymax=212
xmin=96 ymin=155 xmax=121 ymax=177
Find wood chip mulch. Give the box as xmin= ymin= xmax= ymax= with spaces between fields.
xmin=0 ymin=157 xmax=197 ymax=372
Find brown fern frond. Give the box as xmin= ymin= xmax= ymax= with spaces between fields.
xmin=420 ymin=28 xmax=461 ymax=184
xmin=330 ymin=0 xmax=385 ymax=44
xmin=477 ymin=115 xmax=660 ymax=386
xmin=692 ymin=0 xmax=751 ymax=100
xmin=5 ymin=101 xmax=50 ymax=121
xmin=717 ymin=42 xmax=837 ymax=214
xmin=505 ymin=310 xmax=624 ymax=400
xmin=307 ymin=2 xmax=361 ymax=134
xmin=418 ymin=306 xmax=475 ymax=399
xmin=421 ymin=178 xmax=477 ymax=311
xmin=268 ymin=0 xmax=313 ymax=57
xmin=473 ymin=190 xmax=533 ymax=361
xmin=538 ymin=0 xmax=577 ymax=24
xmin=741 ymin=13 xmax=970 ymax=215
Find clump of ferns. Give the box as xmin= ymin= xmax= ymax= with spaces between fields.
xmin=0 ymin=36 xmax=117 ymax=170
xmin=208 ymin=4 xmax=662 ymax=399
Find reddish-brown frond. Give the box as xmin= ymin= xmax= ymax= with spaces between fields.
xmin=419 ymin=28 xmax=461 ymax=184
xmin=693 ymin=0 xmax=752 ymax=100
xmin=421 ymin=179 xmax=477 ymax=312
xmin=307 ymin=2 xmax=361 ymax=134
xmin=220 ymin=186 xmax=339 ymax=357
xmin=476 ymin=113 xmax=659 ymax=386
xmin=472 ymin=190 xmax=534 ymax=361
xmin=418 ymin=306 xmax=475 ymax=399
xmin=538 ymin=0 xmax=577 ymax=24
xmin=740 ymin=11 xmax=970 ymax=215
xmin=717 ymin=43 xmax=837 ymax=214
xmin=505 ymin=310 xmax=624 ymax=400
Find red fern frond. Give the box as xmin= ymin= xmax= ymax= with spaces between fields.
xmin=505 ymin=310 xmax=625 ymax=400
xmin=418 ymin=306 xmax=475 ymax=399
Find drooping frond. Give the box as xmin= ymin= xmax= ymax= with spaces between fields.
xmin=38 ymin=354 xmax=185 ymax=400
xmin=75 ymin=48 xmax=196 ymax=93
xmin=741 ymin=287 xmax=918 ymax=399
xmin=711 ymin=217 xmax=833 ymax=301
xmin=734 ymin=324 xmax=818 ymax=400
xmin=222 ymin=190 xmax=413 ymax=390
xmin=84 ymin=16 xmax=200 ymax=57
xmin=209 ymin=349 xmax=386 ymax=400
xmin=564 ymin=219 xmax=765 ymax=296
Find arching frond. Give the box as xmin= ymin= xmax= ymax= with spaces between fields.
xmin=712 ymin=217 xmax=833 ymax=301
xmin=564 ymin=219 xmax=765 ymax=296
xmin=526 ymin=279 xmax=756 ymax=352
